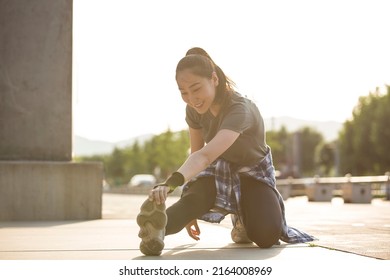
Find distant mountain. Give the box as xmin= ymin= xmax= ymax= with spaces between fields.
xmin=73 ymin=134 xmax=153 ymax=157
xmin=73 ymin=117 xmax=343 ymax=156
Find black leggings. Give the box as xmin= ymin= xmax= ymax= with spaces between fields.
xmin=166 ymin=176 xmax=283 ymax=248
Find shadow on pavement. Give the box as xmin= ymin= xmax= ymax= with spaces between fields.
xmin=132 ymin=243 xmax=286 ymax=260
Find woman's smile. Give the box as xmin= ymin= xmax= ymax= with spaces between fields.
xmin=193 ymin=101 xmax=204 ymax=109
xmin=176 ymin=69 xmax=218 ymax=115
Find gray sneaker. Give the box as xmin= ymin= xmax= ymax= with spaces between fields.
xmin=136 ymin=199 xmax=167 ymax=256
xmin=231 ymin=215 xmax=252 ymax=244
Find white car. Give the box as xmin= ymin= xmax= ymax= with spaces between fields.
xmin=128 ymin=174 xmax=156 ymax=188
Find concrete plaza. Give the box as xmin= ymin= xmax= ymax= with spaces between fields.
xmin=0 ymin=193 xmax=389 ymax=260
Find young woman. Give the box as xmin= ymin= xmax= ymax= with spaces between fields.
xmin=137 ymin=47 xmax=315 ymax=256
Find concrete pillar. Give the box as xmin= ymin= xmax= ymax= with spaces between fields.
xmin=0 ymin=0 xmax=72 ymax=160
xmin=0 ymin=0 xmax=103 ymax=220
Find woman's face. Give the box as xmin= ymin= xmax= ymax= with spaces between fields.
xmin=176 ymin=69 xmax=219 ymax=115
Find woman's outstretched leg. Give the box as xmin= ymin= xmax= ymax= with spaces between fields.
xmin=165 ymin=176 xmax=216 ymax=235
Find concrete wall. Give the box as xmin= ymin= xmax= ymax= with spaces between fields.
xmin=0 ymin=0 xmax=72 ymax=161
xmin=0 ymin=161 xmax=103 ymax=221
xmin=0 ymin=0 xmax=103 ymax=220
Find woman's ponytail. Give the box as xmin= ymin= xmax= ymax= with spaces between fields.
xmin=178 ymin=47 xmax=235 ymax=105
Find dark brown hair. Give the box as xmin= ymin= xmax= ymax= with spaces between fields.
xmin=176 ymin=47 xmax=235 ymax=105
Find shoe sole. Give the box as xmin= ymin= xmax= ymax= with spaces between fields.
xmin=136 ymin=199 xmax=167 ymax=256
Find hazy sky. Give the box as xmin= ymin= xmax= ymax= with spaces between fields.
xmin=73 ymin=0 xmax=390 ymax=142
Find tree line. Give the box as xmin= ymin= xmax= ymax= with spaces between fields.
xmin=75 ymin=129 xmax=190 ymax=186
xmin=75 ymin=85 xmax=390 ymax=186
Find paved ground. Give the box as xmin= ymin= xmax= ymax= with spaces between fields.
xmin=1 ymin=193 xmax=389 ymax=279
xmin=1 ymin=193 xmax=388 ymax=261
xmin=102 ymin=193 xmax=390 ymax=260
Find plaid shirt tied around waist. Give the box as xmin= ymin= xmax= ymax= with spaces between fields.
xmin=181 ymin=147 xmax=316 ymax=244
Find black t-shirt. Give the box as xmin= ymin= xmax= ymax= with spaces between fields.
xmin=185 ymin=93 xmax=268 ymax=166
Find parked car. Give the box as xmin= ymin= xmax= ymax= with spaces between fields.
xmin=128 ymin=174 xmax=156 ymax=188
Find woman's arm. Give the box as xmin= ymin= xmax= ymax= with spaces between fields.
xmin=181 ymin=127 xmax=240 ymax=241
xmin=177 ymin=128 xmax=240 ymax=182
xmin=149 ymin=127 xmax=239 ymax=205
xmin=188 ymin=127 xmax=204 ymax=154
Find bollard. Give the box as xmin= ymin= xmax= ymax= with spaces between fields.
xmin=276 ymin=180 xmax=291 ymax=201
xmin=306 ymin=175 xmax=334 ymax=202
xmin=342 ymin=174 xmax=372 ymax=203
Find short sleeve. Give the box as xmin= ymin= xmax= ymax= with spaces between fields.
xmin=185 ymin=105 xmax=202 ymax=129
xmin=219 ymin=102 xmax=253 ymax=134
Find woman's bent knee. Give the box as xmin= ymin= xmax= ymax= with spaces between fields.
xmin=246 ymin=224 xmax=282 ymax=248
xmin=251 ymin=233 xmax=281 ymax=248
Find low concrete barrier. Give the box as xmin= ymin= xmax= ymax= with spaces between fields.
xmin=0 ymin=161 xmax=103 ymax=221
xmin=277 ymin=173 xmax=389 ymax=203
xmin=306 ymin=185 xmax=335 ymax=202
xmin=105 ymin=173 xmax=390 ymax=204
xmin=276 ymin=185 xmax=291 ymax=200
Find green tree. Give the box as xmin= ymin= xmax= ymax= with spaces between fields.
xmin=144 ymin=129 xmax=189 ymax=179
xmin=267 ymin=126 xmax=290 ymax=176
xmin=267 ymin=125 xmax=324 ymax=177
xmin=127 ymin=140 xmax=149 ymax=176
xmin=339 ymin=85 xmax=390 ymax=175
xmin=106 ymin=147 xmax=128 ymax=186
xmin=315 ymin=142 xmax=336 ymax=176
xmin=296 ymin=127 xmax=324 ymax=177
